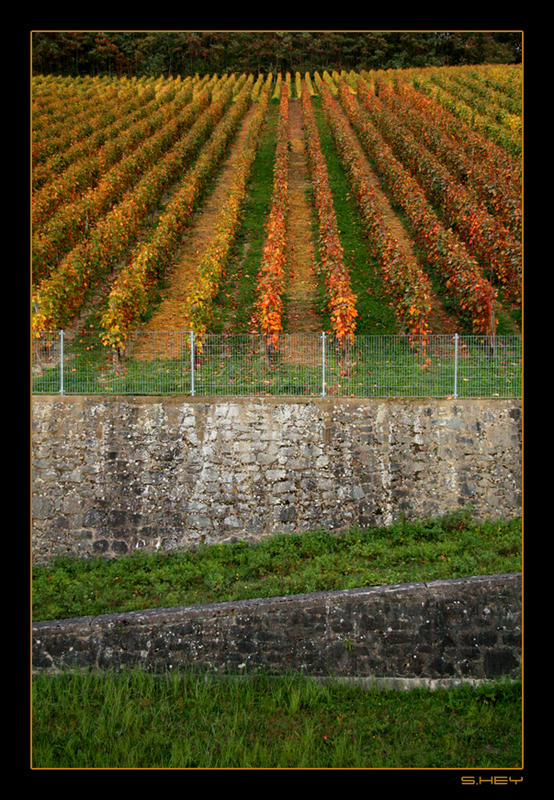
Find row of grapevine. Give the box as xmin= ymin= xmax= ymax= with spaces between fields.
xmin=301 ymin=83 xmax=357 ymax=345
xmin=32 ymin=80 xmax=170 ymax=184
xmin=99 ymin=76 xmax=260 ymax=351
xmin=317 ymin=76 xmax=433 ymax=338
xmin=466 ymin=64 xmax=522 ymax=112
xmin=380 ymin=80 xmax=521 ymax=238
xmin=32 ymin=77 xmax=239 ymax=333
xmin=185 ymin=79 xmax=272 ymax=341
xmin=33 ymin=74 xmax=225 ymax=191
xmin=402 ymin=74 xmax=521 ymax=186
xmin=335 ymin=77 xmax=497 ymax=335
xmin=434 ymin=69 xmax=522 ymax=142
xmin=444 ymin=68 xmax=521 ymax=117
xmin=31 ymin=82 xmax=217 ymax=282
xmin=32 ymin=80 xmax=195 ymax=229
xmin=406 ymin=67 xmax=521 ymax=156
xmin=252 ymin=83 xmax=290 ymax=349
xmin=32 ymin=73 xmax=218 ymax=193
xmin=32 ymin=77 xmax=165 ymax=166
xmin=357 ymin=78 xmax=521 ymax=305
xmin=32 ymin=73 xmax=177 ymax=123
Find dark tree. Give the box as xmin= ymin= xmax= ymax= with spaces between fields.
xmin=31 ymin=30 xmax=522 ymax=78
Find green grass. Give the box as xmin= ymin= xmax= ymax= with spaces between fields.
xmin=31 ymin=668 xmax=522 ymax=768
xmin=32 ymin=509 xmax=522 ymax=769
xmin=32 ymin=509 xmax=521 ymax=622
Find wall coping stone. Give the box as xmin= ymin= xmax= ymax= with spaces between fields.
xmin=32 ymin=395 xmax=518 ymax=406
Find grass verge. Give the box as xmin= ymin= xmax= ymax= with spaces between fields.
xmin=32 ymin=508 xmax=521 ymax=622
xmin=31 ymin=668 xmax=522 ymax=768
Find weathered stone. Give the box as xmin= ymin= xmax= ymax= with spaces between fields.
xmin=32 ymin=574 xmax=521 ymax=680
xmin=32 ymin=396 xmax=521 ymax=564
xmin=279 ymin=505 xmax=297 ymax=523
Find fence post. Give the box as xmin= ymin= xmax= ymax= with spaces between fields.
xmin=59 ymin=330 xmax=64 ymax=395
xmin=453 ymin=333 xmax=458 ymax=399
xmin=190 ymin=330 xmax=195 ymax=396
xmin=321 ymin=331 xmax=326 ymax=397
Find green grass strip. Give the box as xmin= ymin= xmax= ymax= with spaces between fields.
xmin=32 ymin=509 xmax=521 ymax=622
xmin=32 ymin=669 xmax=522 ymax=768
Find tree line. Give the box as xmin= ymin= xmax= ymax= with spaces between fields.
xmin=32 ymin=31 xmax=522 ymax=78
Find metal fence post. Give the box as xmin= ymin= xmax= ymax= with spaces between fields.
xmin=59 ymin=330 xmax=64 ymax=395
xmin=190 ymin=330 xmax=195 ymax=396
xmin=321 ymin=331 xmax=326 ymax=397
xmin=453 ymin=333 xmax=459 ymax=399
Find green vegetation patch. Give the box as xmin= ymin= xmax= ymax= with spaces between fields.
xmin=31 ymin=668 xmax=522 ymax=768
xmin=32 ymin=509 xmax=521 ymax=622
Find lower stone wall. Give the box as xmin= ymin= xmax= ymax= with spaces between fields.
xmin=32 ymin=573 xmax=522 ymax=681
xmin=32 ymin=395 xmax=522 ymax=564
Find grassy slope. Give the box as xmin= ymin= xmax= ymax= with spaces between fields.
xmin=32 ymin=509 xmax=521 ymax=621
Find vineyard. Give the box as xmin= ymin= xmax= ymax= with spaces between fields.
xmin=31 ymin=64 xmax=522 ymax=396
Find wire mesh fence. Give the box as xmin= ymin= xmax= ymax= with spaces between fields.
xmin=31 ymin=331 xmax=522 ymax=398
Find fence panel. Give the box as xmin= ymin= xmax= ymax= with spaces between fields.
xmin=32 ymin=330 xmax=63 ymax=394
xmin=31 ymin=331 xmax=522 ymax=398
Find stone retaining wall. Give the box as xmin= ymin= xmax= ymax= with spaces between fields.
xmin=32 ymin=396 xmax=522 ymax=564
xmin=32 ymin=573 xmax=522 ymax=680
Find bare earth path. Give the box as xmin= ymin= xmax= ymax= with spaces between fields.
xmin=285 ymin=99 xmax=321 ymax=334
xmin=285 ymin=94 xmax=457 ymax=340
xmin=134 ymin=105 xmax=260 ymax=358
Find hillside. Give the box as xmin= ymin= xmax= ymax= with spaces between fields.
xmin=31 ymin=65 xmax=522 ymax=371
